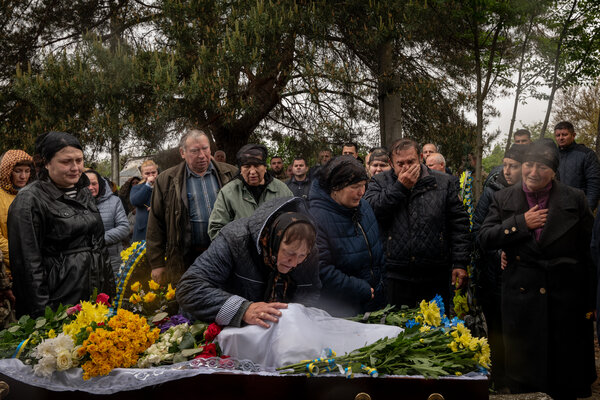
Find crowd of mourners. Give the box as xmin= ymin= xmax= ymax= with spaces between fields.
xmin=0 ymin=122 xmax=598 ymax=399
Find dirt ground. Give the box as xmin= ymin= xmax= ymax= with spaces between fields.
xmin=490 ymin=331 xmax=600 ymax=400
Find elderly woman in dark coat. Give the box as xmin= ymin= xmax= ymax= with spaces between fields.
xmin=8 ymin=132 xmax=115 ymax=318
xmin=309 ymin=156 xmax=385 ymax=317
xmin=177 ymin=197 xmax=321 ymax=328
xmin=479 ymin=139 xmax=596 ymax=399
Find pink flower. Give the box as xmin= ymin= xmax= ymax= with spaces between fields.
xmin=96 ymin=293 xmax=110 ymax=306
xmin=66 ymin=304 xmax=82 ymax=315
xmin=203 ymin=323 xmax=222 ymax=343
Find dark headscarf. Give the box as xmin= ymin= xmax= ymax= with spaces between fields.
xmin=236 ymin=144 xmax=268 ymax=167
xmin=524 ymin=139 xmax=559 ymax=172
xmin=84 ymin=169 xmax=107 ymax=199
xmin=35 ymin=131 xmax=83 ymax=165
xmin=504 ymin=143 xmax=527 ymax=164
xmin=35 ymin=132 xmax=83 ymax=180
xmin=259 ymin=211 xmax=315 ymax=302
xmin=318 ymin=155 xmax=368 ymax=194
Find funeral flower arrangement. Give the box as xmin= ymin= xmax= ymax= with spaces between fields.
xmin=0 ymin=288 xmax=227 ymax=380
xmin=279 ymin=295 xmax=490 ymax=378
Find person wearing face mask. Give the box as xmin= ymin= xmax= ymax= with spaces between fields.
xmin=177 ymin=197 xmax=320 ymax=328
xmin=479 ymin=139 xmax=596 ymax=399
xmin=85 ymin=169 xmax=129 ymax=278
xmin=7 ymin=132 xmax=115 ymax=318
xmin=364 ymin=138 xmax=470 ymax=310
xmin=309 ymin=156 xmax=385 ymax=317
xmin=471 ymin=143 xmax=526 ymax=391
xmin=208 ymin=144 xmax=293 ymax=240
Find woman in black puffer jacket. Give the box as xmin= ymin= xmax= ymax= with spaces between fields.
xmin=8 ymin=132 xmax=115 ymax=318
xmin=309 ymin=156 xmax=385 ymax=317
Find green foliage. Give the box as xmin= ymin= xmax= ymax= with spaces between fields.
xmin=0 ymin=304 xmax=71 ymax=359
xmin=482 ymin=145 xmax=504 ymax=173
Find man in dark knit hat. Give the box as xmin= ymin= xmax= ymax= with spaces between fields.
xmin=208 ymin=144 xmax=292 ymax=240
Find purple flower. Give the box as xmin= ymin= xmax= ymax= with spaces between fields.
xmin=159 ymin=314 xmax=190 ymax=333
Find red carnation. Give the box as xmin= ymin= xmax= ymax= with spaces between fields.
xmin=194 ymin=343 xmax=217 ymax=359
xmin=96 ymin=293 xmax=110 ymax=306
xmin=203 ymin=323 xmax=222 ymax=343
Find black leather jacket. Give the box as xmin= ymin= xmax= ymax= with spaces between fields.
xmin=8 ymin=176 xmax=115 ymax=317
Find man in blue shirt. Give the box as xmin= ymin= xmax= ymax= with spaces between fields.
xmin=146 ymin=129 xmax=238 ymax=285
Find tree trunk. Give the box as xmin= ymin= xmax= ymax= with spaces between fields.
xmin=212 ymin=126 xmax=251 ymax=165
xmin=595 ymin=108 xmax=600 ymax=156
xmin=377 ymin=40 xmax=402 ymax=148
xmin=540 ymin=0 xmax=578 ymax=137
xmin=506 ymin=16 xmax=534 ymax=152
xmin=111 ymin=137 xmax=120 ymax=185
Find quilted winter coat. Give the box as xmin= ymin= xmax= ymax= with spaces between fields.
xmin=364 ymin=166 xmax=471 ymax=277
xmin=557 ymin=141 xmax=600 ymax=211
xmin=309 ymin=180 xmax=385 ymax=317
xmin=177 ymin=197 xmax=321 ymax=327
xmin=96 ymin=180 xmax=129 ymax=276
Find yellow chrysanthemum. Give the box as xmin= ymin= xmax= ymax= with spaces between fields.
xmin=130 ymin=281 xmax=141 ymax=293
xmin=47 ymin=329 xmax=56 ymax=338
xmin=148 ymin=280 xmax=160 ymax=291
xmin=143 ymin=292 xmax=157 ymax=303
xmin=80 ymin=310 xmax=160 ymax=380
xmin=62 ymin=301 xmax=109 ymax=340
xmin=129 ymin=293 xmax=141 ymax=304
xmin=419 ymin=325 xmax=431 ymax=333
xmin=165 ymin=284 xmax=176 ymax=301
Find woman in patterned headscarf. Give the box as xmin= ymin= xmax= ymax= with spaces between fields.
xmin=0 ymin=150 xmax=34 ymax=268
xmin=0 ymin=150 xmax=34 ymax=322
xmin=177 ymin=197 xmax=321 ymax=328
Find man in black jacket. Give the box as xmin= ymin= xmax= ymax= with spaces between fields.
xmin=364 ymin=138 xmax=471 ymax=308
xmin=555 ymin=121 xmax=600 ymax=211
xmin=286 ymin=157 xmax=311 ymax=199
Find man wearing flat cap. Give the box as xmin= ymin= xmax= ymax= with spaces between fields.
xmin=146 ymin=129 xmax=238 ymax=286
xmin=364 ymin=138 xmax=471 ymax=309
xmin=208 ymin=143 xmax=293 ymax=240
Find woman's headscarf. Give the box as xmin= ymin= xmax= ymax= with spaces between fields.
xmin=524 ymin=139 xmax=559 ymax=172
xmin=84 ymin=169 xmax=107 ymax=199
xmin=35 ymin=131 xmax=83 ymax=179
xmin=259 ymin=211 xmax=315 ymax=302
xmin=0 ymin=150 xmax=33 ymax=195
xmin=318 ymin=155 xmax=368 ymax=194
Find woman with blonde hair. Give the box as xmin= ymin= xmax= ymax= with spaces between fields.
xmin=130 ymin=159 xmax=159 ymax=242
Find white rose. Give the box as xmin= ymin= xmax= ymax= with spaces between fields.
xmin=56 ymin=350 xmax=73 ymax=371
